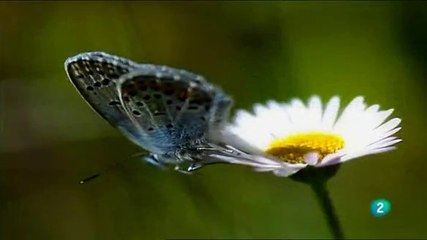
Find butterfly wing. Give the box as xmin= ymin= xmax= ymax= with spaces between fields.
xmin=65 ymin=52 xmax=147 ymax=147
xmin=117 ymin=66 xmax=232 ymax=154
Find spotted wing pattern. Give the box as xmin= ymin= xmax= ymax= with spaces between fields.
xmin=65 ymin=51 xmax=232 ymax=155
xmin=117 ymin=66 xmax=232 ymax=153
xmin=64 ymin=52 xmax=145 ymax=146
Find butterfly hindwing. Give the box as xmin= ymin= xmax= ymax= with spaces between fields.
xmin=117 ymin=65 xmax=232 ymax=153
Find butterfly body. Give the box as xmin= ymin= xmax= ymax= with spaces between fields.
xmin=65 ymin=52 xmax=232 ymax=171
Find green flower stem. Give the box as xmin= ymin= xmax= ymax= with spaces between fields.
xmin=310 ymin=181 xmax=344 ymax=239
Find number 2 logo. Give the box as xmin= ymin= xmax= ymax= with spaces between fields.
xmin=376 ymin=202 xmax=384 ymax=214
xmin=371 ymin=199 xmax=391 ymax=217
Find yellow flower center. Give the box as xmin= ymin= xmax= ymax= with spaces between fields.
xmin=265 ymin=132 xmax=345 ymax=164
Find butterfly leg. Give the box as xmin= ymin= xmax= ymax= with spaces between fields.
xmin=142 ymin=154 xmax=167 ymax=169
xmin=174 ymin=165 xmax=194 ymax=175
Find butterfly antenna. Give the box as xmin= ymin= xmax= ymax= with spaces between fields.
xmin=78 ymin=161 xmax=122 ymax=184
xmin=79 ymin=152 xmax=146 ymax=184
xmin=79 ymin=173 xmax=101 ymax=184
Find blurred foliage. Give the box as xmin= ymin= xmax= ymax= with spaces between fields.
xmin=1 ymin=1 xmax=427 ymax=239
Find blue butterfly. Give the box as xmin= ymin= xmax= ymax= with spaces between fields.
xmin=65 ymin=51 xmax=246 ymax=175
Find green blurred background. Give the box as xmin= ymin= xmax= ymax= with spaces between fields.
xmin=0 ymin=1 xmax=426 ymax=239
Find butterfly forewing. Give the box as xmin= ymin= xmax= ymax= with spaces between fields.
xmin=64 ymin=52 xmax=145 ymax=145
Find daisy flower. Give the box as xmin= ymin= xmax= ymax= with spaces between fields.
xmin=217 ymin=96 xmax=401 ymax=177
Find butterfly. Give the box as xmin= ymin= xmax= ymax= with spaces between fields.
xmin=65 ymin=51 xmax=250 ymax=175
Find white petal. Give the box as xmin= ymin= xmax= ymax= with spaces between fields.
xmin=344 ymin=96 xmax=366 ymax=114
xmin=210 ymin=151 xmax=306 ymax=177
xmin=366 ymin=104 xmax=380 ymax=113
xmin=272 ymin=167 xmax=305 ymax=177
xmin=367 ymin=138 xmax=402 ymax=150
xmin=361 ymin=126 xmax=401 ymax=151
xmin=307 ymin=95 xmax=322 ymax=128
xmin=316 ymin=152 xmax=345 ymax=167
xmin=373 ymin=118 xmax=401 ymax=134
xmin=253 ymin=103 xmax=269 ymax=116
xmin=369 ymin=136 xmax=398 ymax=146
xmin=340 ymin=146 xmax=396 ymax=162
xmin=287 ymin=98 xmax=308 ymax=130
xmin=322 ymin=96 xmax=340 ymax=130
xmin=304 ymin=152 xmax=320 ymax=166
xmin=333 ymin=96 xmax=366 ymax=132
xmin=234 ymin=110 xmax=254 ymax=123
xmin=266 ymin=100 xmax=283 ymax=111
xmin=290 ymin=98 xmax=305 ymax=109
xmin=369 ymin=109 xmax=394 ymax=130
